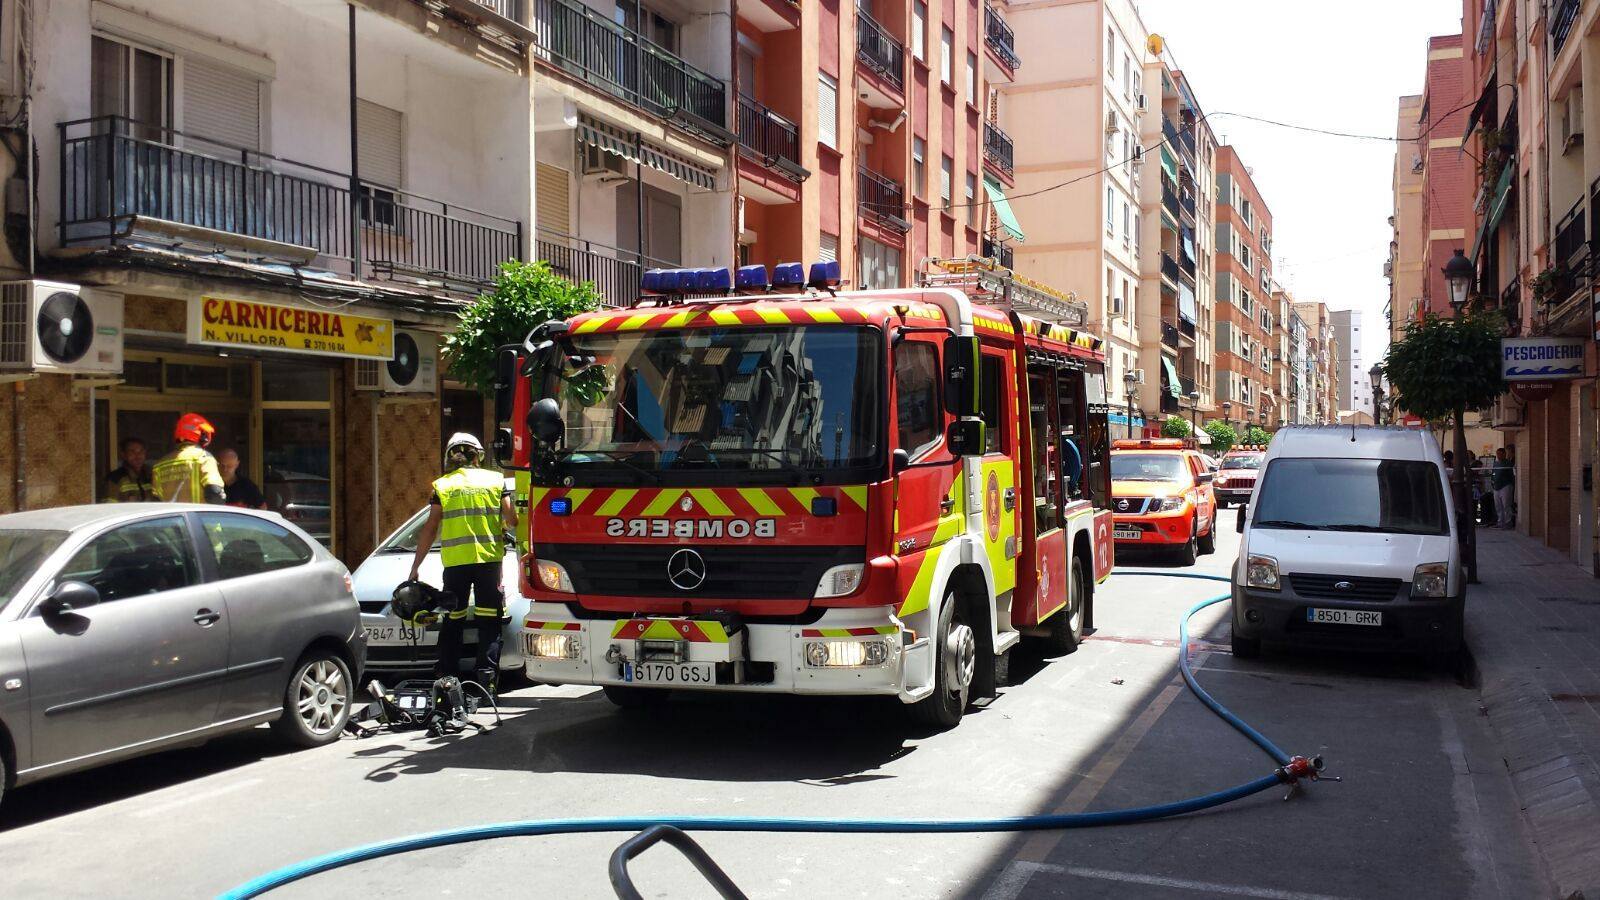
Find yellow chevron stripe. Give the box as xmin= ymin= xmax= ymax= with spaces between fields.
xmin=898 ymin=549 xmax=941 ymax=618
xmin=689 ymin=488 xmax=734 ymax=516
xmin=695 ymin=621 xmax=731 ymax=642
xmin=789 ymin=486 xmax=820 ymax=513
xmin=596 ymin=489 xmax=638 ymax=517
xmin=818 ymin=628 xmax=851 ymax=637
xmin=806 ymin=307 xmax=844 ymax=323
xmin=642 ymin=488 xmax=686 ymax=516
xmin=565 ymin=488 xmax=593 ymax=512
xmin=530 ymin=487 xmax=550 ymax=506
xmin=710 ymin=310 xmax=742 ymax=326
xmin=665 ymin=311 xmax=694 ymax=327
xmin=739 ymin=487 xmax=784 ymax=516
xmin=841 ymin=486 xmax=868 ymax=510
xmin=756 ymin=308 xmax=790 ymax=324
xmin=640 ymin=620 xmax=682 ymax=640
xmin=573 ymin=317 xmax=607 ymax=334
xmin=617 ymin=313 xmax=654 ymax=331
xmin=871 ymin=625 xmax=898 ymax=634
xmin=610 ymin=621 xmax=629 ymax=638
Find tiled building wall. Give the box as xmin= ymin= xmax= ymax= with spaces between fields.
xmin=0 ymin=375 xmax=94 ymax=514
xmin=341 ymin=383 xmax=441 ymax=565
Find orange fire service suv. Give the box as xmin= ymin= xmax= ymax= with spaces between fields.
xmin=494 ymin=260 xmax=1115 ymax=728
xmin=1109 ymin=438 xmax=1218 ymax=565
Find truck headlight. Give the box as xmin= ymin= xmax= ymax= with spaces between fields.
xmin=1245 ymin=554 xmax=1280 ymax=590
xmin=535 ymin=559 xmax=575 ymax=593
xmin=1411 ymin=562 xmax=1448 ymax=598
xmin=528 ymin=632 xmax=581 ymax=659
xmin=814 ymin=563 xmax=865 ymax=598
xmin=804 ymin=639 xmax=891 ymax=667
xmin=1150 ymin=496 xmax=1186 ymax=512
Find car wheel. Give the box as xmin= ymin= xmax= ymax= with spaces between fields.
xmin=1231 ymin=629 xmax=1261 ymax=659
xmin=910 ymin=592 xmax=973 ymax=729
xmin=1174 ymin=523 xmax=1198 ymax=566
xmin=0 ymin=746 xmax=7 ymax=808
xmin=273 ymin=651 xmax=353 ymax=748
xmin=602 ymin=685 xmax=669 ymax=710
xmin=1044 ymin=556 xmax=1087 ymax=655
xmin=1197 ymin=517 xmax=1217 ymax=555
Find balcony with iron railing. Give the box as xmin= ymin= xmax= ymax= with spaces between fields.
xmin=981 ymin=236 xmax=1013 ymax=269
xmin=1499 ymin=279 xmax=1522 ymax=335
xmin=983 ymin=121 xmax=1014 ymax=179
xmin=1180 ymin=189 xmax=1196 ymax=221
xmin=1160 ymin=174 xmax=1179 ymax=218
xmin=532 ymin=0 xmax=730 ymax=144
xmin=737 ymin=94 xmax=807 ymax=181
xmin=58 ymin=116 xmax=521 ymax=290
xmin=1160 ymin=251 xmax=1180 ymax=285
xmin=983 ymin=5 xmax=1020 ymax=72
xmin=858 ymin=165 xmax=910 ymax=232
xmin=1163 ymin=116 xmax=1195 ymax=160
xmin=1178 ymin=317 xmax=1196 ymax=339
xmin=856 ymin=7 xmax=906 ymax=93
xmin=537 ymin=227 xmax=674 ymax=308
xmin=1161 ymin=321 xmax=1179 ymax=350
xmin=1554 ymin=196 xmax=1589 ymax=279
xmin=1553 ymin=0 xmax=1581 ymax=56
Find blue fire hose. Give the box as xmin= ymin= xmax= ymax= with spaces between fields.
xmin=221 ymin=571 xmax=1329 ymax=899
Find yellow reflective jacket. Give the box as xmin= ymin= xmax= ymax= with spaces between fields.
xmin=151 ymin=444 xmax=224 ymax=504
xmin=434 ymin=466 xmax=506 ymax=567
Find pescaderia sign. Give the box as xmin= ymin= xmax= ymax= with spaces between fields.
xmin=1501 ymin=336 xmax=1587 ymax=382
xmin=188 ymin=297 xmax=395 ymax=360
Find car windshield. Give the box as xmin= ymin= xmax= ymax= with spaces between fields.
xmin=545 ymin=326 xmax=882 ymax=484
xmin=1222 ymin=455 xmax=1263 ymax=470
xmin=376 ymin=511 xmax=439 ymax=554
xmin=0 ymin=529 xmax=68 ymax=612
xmin=1252 ymin=458 xmax=1449 ymax=535
xmin=1111 ymin=453 xmax=1189 ymax=482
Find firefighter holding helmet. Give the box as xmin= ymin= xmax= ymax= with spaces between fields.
xmin=151 ymin=413 xmax=226 ymax=504
xmin=409 ymin=433 xmax=516 ymax=691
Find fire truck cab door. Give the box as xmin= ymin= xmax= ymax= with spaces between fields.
xmin=973 ymin=347 xmax=1019 ymax=597
xmin=891 ymin=336 xmax=962 ymax=615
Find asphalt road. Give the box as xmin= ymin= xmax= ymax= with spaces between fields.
xmin=0 ymin=527 xmax=1548 ymax=899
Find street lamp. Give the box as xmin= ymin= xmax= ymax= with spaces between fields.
xmin=1440 ymin=247 xmax=1478 ymax=583
xmin=1187 ymin=389 xmax=1201 ymax=438
xmin=1367 ymin=363 xmax=1384 ymax=425
xmin=1221 ymin=400 xmax=1232 ymax=429
xmin=1123 ymin=371 xmax=1139 ymax=439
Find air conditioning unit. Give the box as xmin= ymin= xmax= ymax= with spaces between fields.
xmin=1110 ymin=294 xmax=1124 ymax=317
xmin=1562 ymin=90 xmax=1585 ymax=150
xmin=1136 ymin=93 xmax=1148 ymax=113
xmin=0 ymin=280 xmax=123 ymax=375
xmin=1105 ymin=111 xmax=1119 ymax=135
xmin=354 ymin=329 xmax=437 ymax=395
xmin=582 ymin=144 xmax=628 ymax=177
xmin=1411 ymin=155 xmax=1423 ymax=174
xmin=1128 ymin=368 xmax=1145 ymax=385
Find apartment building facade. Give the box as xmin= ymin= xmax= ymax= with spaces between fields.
xmin=1212 ymin=146 xmax=1275 ymax=430
xmin=0 ymin=0 xmax=535 ymax=562
xmin=1293 ymin=299 xmax=1337 ymax=425
xmin=1387 ymin=93 xmax=1425 ymax=347
xmin=1418 ymin=33 xmax=1471 ymax=316
xmin=1006 ymin=0 xmax=1148 ymax=432
xmin=1332 ymin=308 xmax=1368 ymax=416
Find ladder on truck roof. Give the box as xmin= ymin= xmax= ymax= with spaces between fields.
xmin=919 ymin=256 xmax=1090 ymax=328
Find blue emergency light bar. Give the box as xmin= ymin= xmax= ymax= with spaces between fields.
xmin=735 ymin=264 xmax=769 ymax=290
xmin=641 ymin=261 xmax=836 ymax=296
xmin=808 ymin=260 xmax=841 ymax=289
xmin=639 ymin=266 xmax=733 ymax=295
xmin=772 ymin=262 xmax=805 ymax=288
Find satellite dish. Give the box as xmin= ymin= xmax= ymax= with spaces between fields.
xmin=36 ymin=291 xmax=94 ymax=364
xmin=387 ymin=332 xmax=420 ymax=387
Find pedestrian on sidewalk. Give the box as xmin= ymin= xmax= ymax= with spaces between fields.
xmin=1492 ymin=447 xmax=1515 ymax=528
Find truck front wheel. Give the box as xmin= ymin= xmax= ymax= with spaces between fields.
xmin=909 ymin=592 xmax=973 ymax=729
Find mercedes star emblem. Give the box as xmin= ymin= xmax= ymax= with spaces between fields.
xmin=667 ymin=548 xmax=707 ymax=591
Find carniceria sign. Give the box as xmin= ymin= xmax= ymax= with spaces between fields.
xmin=189 ymin=297 xmax=395 ymax=360
xmin=1500 ymin=336 xmax=1587 ymax=382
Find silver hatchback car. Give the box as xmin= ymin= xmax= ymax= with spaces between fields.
xmin=0 ymin=505 xmax=365 ymax=805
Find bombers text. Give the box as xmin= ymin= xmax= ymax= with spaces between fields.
xmin=606 ymin=518 xmax=777 ymax=539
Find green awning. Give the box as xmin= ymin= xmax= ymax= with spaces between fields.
xmin=983 ymin=177 xmax=1026 ymax=242
xmin=1160 ymin=146 xmax=1178 ymax=181
xmin=1160 ymin=355 xmax=1182 ymax=398
xmin=1470 ymin=157 xmax=1514 ymax=262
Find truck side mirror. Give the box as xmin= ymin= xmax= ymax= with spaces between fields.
xmin=493 ymin=346 xmax=520 ymax=424
xmin=946 ymin=418 xmax=985 ymax=457
xmin=892 ymin=448 xmax=910 ymax=473
xmin=942 ymin=335 xmax=981 ymax=419
xmin=492 ymin=427 xmax=514 ymax=468
xmin=528 ymin=398 xmax=564 ymax=447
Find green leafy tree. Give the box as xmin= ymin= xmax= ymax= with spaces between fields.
xmin=1203 ymin=420 xmax=1238 ymax=455
xmin=1242 ymin=425 xmax=1272 ymax=447
xmin=1162 ymin=415 xmax=1193 ymax=438
xmin=443 ymin=260 xmax=603 ymax=396
xmin=1381 ymin=311 xmax=1505 ymax=422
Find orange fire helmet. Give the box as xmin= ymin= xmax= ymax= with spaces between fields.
xmin=174 ymin=413 xmax=216 ymax=447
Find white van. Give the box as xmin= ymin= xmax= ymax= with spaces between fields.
xmin=1231 ymin=426 xmax=1464 ymax=662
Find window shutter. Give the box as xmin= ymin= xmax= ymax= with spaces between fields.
xmin=357 ymin=99 xmax=403 ymax=188
xmin=818 ymin=73 xmax=838 ymax=149
xmin=182 ymin=55 xmax=260 ymax=149
xmin=819 ymin=233 xmax=838 ymax=262
xmin=535 ymin=163 xmax=570 ymax=233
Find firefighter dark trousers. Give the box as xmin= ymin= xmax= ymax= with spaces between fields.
xmin=435 ymin=561 xmax=505 ymax=687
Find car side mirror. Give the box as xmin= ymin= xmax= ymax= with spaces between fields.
xmin=1236 ymin=504 xmax=1248 ymax=533
xmin=1196 ymin=472 xmax=1213 ymax=484
xmin=946 ymin=418 xmax=985 ymax=457
xmin=40 ymin=580 xmax=100 ymax=616
xmin=892 ymin=448 xmax=910 ymax=473
xmin=528 ymin=398 xmax=565 ymax=447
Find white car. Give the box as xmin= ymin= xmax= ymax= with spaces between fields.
xmin=1231 ymin=426 xmax=1464 ymax=663
xmin=350 ymin=508 xmax=528 ymax=676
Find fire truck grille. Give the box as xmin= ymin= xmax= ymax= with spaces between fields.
xmin=540 ymin=544 xmax=864 ymax=600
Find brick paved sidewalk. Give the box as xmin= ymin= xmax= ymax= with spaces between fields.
xmin=1469 ymin=527 xmax=1600 ymax=899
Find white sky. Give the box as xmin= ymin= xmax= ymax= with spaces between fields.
xmin=1137 ymin=0 xmax=1465 ymax=361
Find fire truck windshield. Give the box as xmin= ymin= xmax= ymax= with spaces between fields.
xmin=544 ymin=325 xmax=883 ymax=484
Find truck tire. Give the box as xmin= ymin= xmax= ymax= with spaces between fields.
xmin=1174 ymin=522 xmax=1198 ymax=566
xmin=272 ymin=650 xmax=353 ymax=748
xmin=603 ymin=685 xmax=669 ymax=711
xmin=1197 ymin=516 xmax=1216 ymax=555
xmin=909 ymin=592 xmax=973 ymax=729
xmin=1043 ymin=556 xmax=1087 ymax=655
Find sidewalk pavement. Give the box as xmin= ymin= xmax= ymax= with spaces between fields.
xmin=1470 ymin=527 xmax=1600 ymax=899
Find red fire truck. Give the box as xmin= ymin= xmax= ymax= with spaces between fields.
xmin=494 ymin=260 xmax=1114 ymax=727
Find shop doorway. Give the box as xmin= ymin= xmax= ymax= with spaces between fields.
xmin=98 ymin=350 xmax=338 ymax=552
xmin=441 ymin=387 xmax=486 ymax=457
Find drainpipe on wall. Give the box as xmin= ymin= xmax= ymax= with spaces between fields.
xmin=372 ymin=396 xmax=381 ymax=549
xmin=13 ymin=381 xmax=26 ymax=511
xmin=348 ymin=3 xmax=363 ymax=277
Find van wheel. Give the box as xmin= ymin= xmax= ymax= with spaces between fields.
xmin=910 ymin=592 xmax=973 ymax=729
xmin=1044 ymin=557 xmax=1087 ymax=655
xmin=1174 ymin=524 xmax=1198 ymax=566
xmin=273 ymin=651 xmax=353 ymax=748
xmin=603 ymin=686 xmax=669 ymax=710
xmin=1231 ymin=630 xmax=1261 ymax=659
xmin=1197 ymin=518 xmax=1216 ymax=555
